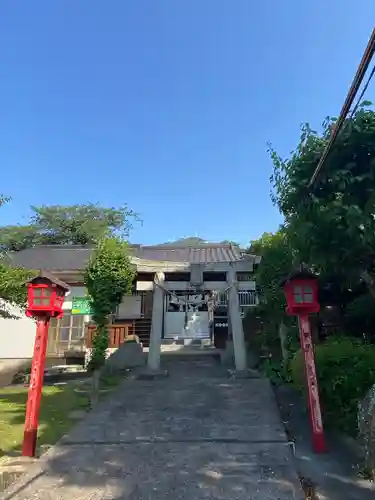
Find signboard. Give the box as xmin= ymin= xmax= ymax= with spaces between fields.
xmin=71 ymin=297 xmax=92 ymax=315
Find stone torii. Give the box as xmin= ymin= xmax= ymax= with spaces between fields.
xmin=147 ymin=268 xmax=247 ymax=373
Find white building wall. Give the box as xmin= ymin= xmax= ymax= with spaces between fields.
xmin=0 ymin=285 xmax=88 ymax=360
xmin=0 ymin=302 xmax=36 ymax=359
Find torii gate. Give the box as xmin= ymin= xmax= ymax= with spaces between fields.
xmin=147 ymin=267 xmax=247 ymax=372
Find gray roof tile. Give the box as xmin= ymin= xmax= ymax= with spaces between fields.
xmin=11 ymin=246 xmax=94 ymax=271
xmin=10 ymin=243 xmax=247 ymax=271
xmin=137 ymin=245 xmax=244 ymax=263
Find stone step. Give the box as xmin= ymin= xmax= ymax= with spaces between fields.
xmin=160 ymin=348 xmax=221 ymax=360
xmin=142 ymin=339 xmax=216 ymax=357
xmin=162 ymin=338 xmax=211 ymax=346
xmin=44 ymin=364 xmax=85 ymax=376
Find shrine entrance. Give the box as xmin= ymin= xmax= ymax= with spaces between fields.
xmin=164 ymin=291 xmax=211 ymax=339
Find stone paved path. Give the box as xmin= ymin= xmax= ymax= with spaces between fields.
xmin=1 ymin=356 xmax=304 ymax=500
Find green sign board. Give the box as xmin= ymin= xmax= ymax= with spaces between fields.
xmin=71 ymin=297 xmax=92 ymax=315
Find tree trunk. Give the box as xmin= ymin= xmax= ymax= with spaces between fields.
xmin=90 ymin=369 xmax=101 ymax=408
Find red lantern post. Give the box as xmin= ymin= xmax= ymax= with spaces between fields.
xmin=283 ymin=270 xmax=326 ymax=454
xmin=22 ymin=272 xmax=69 ymax=457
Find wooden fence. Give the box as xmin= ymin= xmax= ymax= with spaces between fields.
xmin=86 ymin=322 xmax=136 ymax=348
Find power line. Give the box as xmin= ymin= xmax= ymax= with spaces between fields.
xmin=308 ymin=28 xmax=375 ymax=189
xmin=349 ymin=64 xmax=375 ymax=119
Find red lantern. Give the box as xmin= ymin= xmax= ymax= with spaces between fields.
xmin=22 ymin=272 xmax=69 ymax=458
xmin=282 ymin=269 xmax=326 ymax=454
xmin=26 ymin=272 xmax=70 ymax=319
xmin=283 ymin=271 xmax=320 ymax=316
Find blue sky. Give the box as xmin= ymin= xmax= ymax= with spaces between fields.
xmin=0 ymin=1 xmax=374 ymax=246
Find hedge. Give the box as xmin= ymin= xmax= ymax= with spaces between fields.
xmin=290 ymin=337 xmax=375 ymax=436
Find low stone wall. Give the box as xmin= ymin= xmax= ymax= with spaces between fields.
xmin=85 ymin=341 xmax=145 ymax=372
xmin=358 ymin=383 xmax=375 ymax=477
xmin=0 ymin=357 xmax=65 ymax=388
xmin=0 ymin=359 xmax=30 ymax=388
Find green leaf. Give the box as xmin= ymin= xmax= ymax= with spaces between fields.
xmin=84 ymin=237 xmax=136 ymax=371
xmin=269 ymin=103 xmax=375 ymax=292
xmin=360 ymin=100 xmax=372 ymax=107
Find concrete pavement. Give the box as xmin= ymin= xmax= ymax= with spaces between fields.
xmin=1 ymin=356 xmax=304 ymax=499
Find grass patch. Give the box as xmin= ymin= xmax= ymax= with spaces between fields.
xmin=100 ymin=370 xmax=130 ymax=389
xmin=0 ymin=384 xmax=89 ymax=457
xmin=0 ymin=369 xmax=129 ymax=458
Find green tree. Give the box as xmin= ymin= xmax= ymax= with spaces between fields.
xmin=0 ymin=265 xmax=35 ymax=318
xmin=0 ymin=203 xmax=139 ymax=251
xmin=0 ymin=196 xmax=35 ymax=317
xmin=157 ymin=237 xmax=207 ymax=247
xmin=220 ymin=240 xmax=241 ymax=247
xmin=84 ymin=237 xmax=136 ymax=371
xmin=270 ymin=103 xmax=375 ymax=298
xmin=248 ymin=230 xmax=298 ymax=360
xmin=0 ymin=225 xmax=40 ymax=252
xmin=249 ymin=230 xmax=294 ymax=320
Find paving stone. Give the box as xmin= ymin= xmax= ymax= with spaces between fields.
xmin=1 ymin=357 xmax=304 ymax=500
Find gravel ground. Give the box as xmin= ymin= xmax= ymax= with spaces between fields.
xmin=274 ymin=383 xmax=375 ymax=500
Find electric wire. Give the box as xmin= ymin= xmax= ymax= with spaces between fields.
xmin=308 ymin=28 xmax=375 ymax=189
xmin=349 ymin=64 xmax=375 ymax=119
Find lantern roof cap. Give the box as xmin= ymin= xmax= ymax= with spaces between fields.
xmin=280 ymin=268 xmax=317 ymax=287
xmin=27 ymin=270 xmax=70 ymax=292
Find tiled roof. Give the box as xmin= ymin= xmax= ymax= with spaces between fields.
xmin=136 ymin=244 xmax=244 ymax=263
xmin=10 ymin=243 xmax=249 ymax=271
xmin=10 ymin=245 xmax=94 ymax=271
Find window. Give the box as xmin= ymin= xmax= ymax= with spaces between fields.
xmin=237 ymin=272 xmax=253 ymax=282
xmin=293 ymin=286 xmax=303 ymax=303
xmin=32 ymin=287 xmax=52 ymax=306
xmin=293 ymin=285 xmax=313 ymax=304
xmin=302 ymin=285 xmax=313 ymax=303
xmin=164 ymin=272 xmax=191 ymax=282
xmin=116 ymin=293 xmax=142 ymax=319
xmin=137 ymin=272 xmax=155 ymax=281
xmin=203 ymin=272 xmax=226 ymax=282
xmin=50 ymin=313 xmax=85 ymax=344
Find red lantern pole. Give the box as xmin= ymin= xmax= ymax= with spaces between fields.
xmin=298 ymin=314 xmax=326 ymax=453
xmin=21 ymin=316 xmax=50 ymax=457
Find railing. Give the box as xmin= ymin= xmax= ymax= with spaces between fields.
xmin=239 ymin=291 xmax=258 ymax=306
xmin=217 ymin=290 xmax=258 ymax=307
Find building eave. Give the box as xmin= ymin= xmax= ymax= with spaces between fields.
xmin=48 ymin=256 xmax=255 ymax=277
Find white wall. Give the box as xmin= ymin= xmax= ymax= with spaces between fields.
xmin=0 ymin=301 xmax=36 ymax=359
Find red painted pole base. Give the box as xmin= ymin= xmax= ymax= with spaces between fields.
xmin=312 ymin=431 xmax=327 ymax=454
xmin=21 ymin=428 xmax=38 ymax=458
xmin=297 ymin=315 xmax=327 ymax=454
xmin=21 ymin=317 xmax=50 ymax=457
